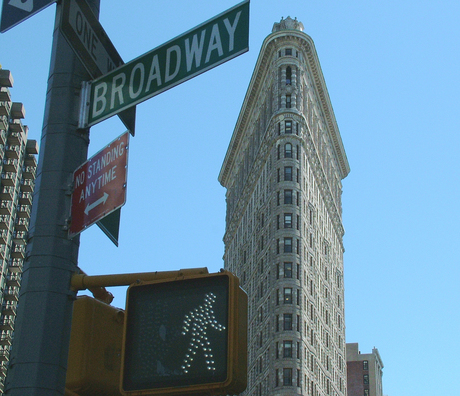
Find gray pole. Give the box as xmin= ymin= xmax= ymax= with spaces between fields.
xmin=5 ymin=0 xmax=100 ymax=394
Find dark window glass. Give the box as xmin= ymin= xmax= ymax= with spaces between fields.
xmin=285 ymin=143 xmax=292 ymax=158
xmin=286 ymin=95 xmax=291 ymax=108
xmin=283 ymin=341 xmax=293 ymax=357
xmin=363 ymin=360 xmax=369 ymax=370
xmin=284 ymin=167 xmax=293 ymax=181
xmin=285 ymin=48 xmax=292 ymax=56
xmin=285 ymin=120 xmax=292 ymax=134
xmin=284 ymin=262 xmax=292 ymax=277
xmin=286 ymin=66 xmax=292 ymax=85
xmin=284 ymin=237 xmax=292 ymax=253
xmin=284 ymin=313 xmax=292 ymax=330
xmin=363 ymin=375 xmax=369 ymax=385
xmin=284 ymin=190 xmax=293 ymax=204
xmin=283 ymin=368 xmax=292 ymax=386
xmin=284 ymin=213 xmax=292 ymax=228
xmin=283 ymin=287 xmax=292 ymax=304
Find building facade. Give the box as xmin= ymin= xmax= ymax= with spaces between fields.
xmin=219 ymin=18 xmax=350 ymax=396
xmin=346 ymin=343 xmax=384 ymax=396
xmin=0 ymin=67 xmax=38 ymax=393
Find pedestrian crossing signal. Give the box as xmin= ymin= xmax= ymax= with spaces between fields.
xmin=120 ymin=271 xmax=247 ymax=396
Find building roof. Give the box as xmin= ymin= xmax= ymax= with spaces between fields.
xmin=219 ymin=18 xmax=350 ymax=187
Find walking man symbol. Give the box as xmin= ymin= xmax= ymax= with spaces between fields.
xmin=181 ymin=292 xmax=226 ymax=374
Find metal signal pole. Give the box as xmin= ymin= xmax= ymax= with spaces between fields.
xmin=5 ymin=0 xmax=100 ymax=394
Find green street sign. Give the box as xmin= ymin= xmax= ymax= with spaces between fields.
xmin=82 ymin=0 xmax=249 ymax=128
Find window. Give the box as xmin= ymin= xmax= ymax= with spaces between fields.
xmin=285 ymin=120 xmax=292 ymax=134
xmin=277 ymin=144 xmax=280 ymax=159
xmin=363 ymin=375 xmax=369 ymax=385
xmin=283 ymin=340 xmax=293 ymax=357
xmin=284 ymin=166 xmax=292 ymax=181
xmin=284 ymin=262 xmax=293 ymax=278
xmin=284 ymin=313 xmax=293 ymax=330
xmin=277 ymin=215 xmax=280 ymax=230
xmin=286 ymin=66 xmax=292 ymax=85
xmin=286 ymin=95 xmax=291 ymax=108
xmin=284 ymin=238 xmax=292 ymax=253
xmin=364 ymin=390 xmax=369 ymax=396
xmin=275 ymin=369 xmax=279 ymax=386
xmin=276 ymin=315 xmax=280 ymax=331
xmin=284 ymin=189 xmax=293 ymax=204
xmin=283 ymin=368 xmax=292 ymax=386
xmin=285 ymin=48 xmax=292 ymax=56
xmin=277 ymin=191 xmax=280 ymax=206
xmin=283 ymin=287 xmax=292 ymax=304
xmin=276 ymin=342 xmax=279 ymax=358
xmin=284 ymin=143 xmax=292 ymax=158
xmin=277 ymin=168 xmax=280 ymax=182
xmin=363 ymin=360 xmax=369 ymax=370
xmin=284 ymin=213 xmax=292 ymax=228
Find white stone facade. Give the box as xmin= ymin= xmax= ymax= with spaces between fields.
xmin=219 ymin=18 xmax=349 ymax=396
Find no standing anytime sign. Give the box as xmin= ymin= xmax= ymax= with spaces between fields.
xmin=69 ymin=131 xmax=129 ymax=238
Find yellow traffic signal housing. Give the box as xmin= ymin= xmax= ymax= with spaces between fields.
xmin=120 ymin=271 xmax=248 ymax=396
xmin=66 ymin=295 xmax=124 ymax=395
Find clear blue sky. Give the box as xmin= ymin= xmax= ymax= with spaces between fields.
xmin=2 ymin=1 xmax=459 ymax=394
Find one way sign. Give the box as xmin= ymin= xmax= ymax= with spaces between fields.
xmin=0 ymin=0 xmax=55 ymax=33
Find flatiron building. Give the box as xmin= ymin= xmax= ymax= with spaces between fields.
xmin=219 ymin=17 xmax=350 ymax=396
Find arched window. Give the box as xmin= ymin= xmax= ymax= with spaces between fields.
xmin=286 ymin=66 xmax=292 ymax=85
